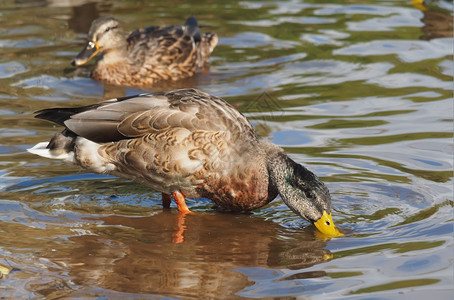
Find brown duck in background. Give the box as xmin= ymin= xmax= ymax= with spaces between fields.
xmin=71 ymin=16 xmax=218 ymax=87
xmin=28 ymin=88 xmax=342 ymax=237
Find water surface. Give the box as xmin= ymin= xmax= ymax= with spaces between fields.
xmin=0 ymin=0 xmax=453 ymax=298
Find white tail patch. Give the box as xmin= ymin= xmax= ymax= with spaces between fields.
xmin=27 ymin=142 xmax=74 ymax=161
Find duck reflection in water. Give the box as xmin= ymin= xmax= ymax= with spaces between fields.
xmin=411 ymin=0 xmax=453 ymax=40
xmin=47 ymin=212 xmax=331 ymax=298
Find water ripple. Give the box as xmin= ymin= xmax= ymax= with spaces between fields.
xmin=0 ymin=0 xmax=452 ymax=298
xmin=334 ymin=38 xmax=454 ymax=63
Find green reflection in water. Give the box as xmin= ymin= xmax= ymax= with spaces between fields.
xmin=323 ymin=154 xmax=452 ymax=183
xmin=392 ymin=200 xmax=454 ymax=227
xmin=350 ymin=278 xmax=440 ymax=294
xmin=245 ymin=110 xmax=419 ymax=124
xmin=327 ymin=271 xmax=363 ymax=279
xmin=307 ymin=119 xmax=388 ymax=129
xmin=283 ymin=144 xmax=451 ymax=183
xmin=341 ymin=207 xmax=402 ymax=224
xmin=326 ymin=173 xmax=411 ymax=183
xmin=391 ymin=58 xmax=453 ymax=82
xmin=339 ymin=132 xmax=453 ymax=146
xmin=335 ymin=241 xmax=445 ymax=258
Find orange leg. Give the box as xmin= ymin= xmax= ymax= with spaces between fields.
xmin=162 ymin=193 xmax=171 ymax=209
xmin=172 ymin=191 xmax=191 ymax=214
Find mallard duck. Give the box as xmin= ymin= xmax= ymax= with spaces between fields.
xmin=71 ymin=16 xmax=218 ymax=87
xmin=28 ymin=88 xmax=342 ymax=237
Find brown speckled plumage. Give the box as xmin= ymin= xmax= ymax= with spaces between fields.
xmin=72 ymin=16 xmax=217 ymax=87
xmin=30 ymin=89 xmax=336 ymax=229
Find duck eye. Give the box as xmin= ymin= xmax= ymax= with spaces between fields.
xmin=304 ymin=190 xmax=315 ymax=199
xmin=105 ymin=25 xmax=118 ymax=33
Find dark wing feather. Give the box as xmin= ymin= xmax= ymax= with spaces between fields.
xmin=36 ymin=105 xmax=126 ymax=143
xmin=35 ymin=106 xmax=101 ymax=127
xmin=35 ymin=96 xmax=148 ymax=138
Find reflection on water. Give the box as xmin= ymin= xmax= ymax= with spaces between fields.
xmin=0 ymin=202 xmax=330 ymax=298
xmin=0 ymin=0 xmax=453 ymax=298
xmin=55 ymin=213 xmax=328 ymax=298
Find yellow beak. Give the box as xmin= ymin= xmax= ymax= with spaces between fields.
xmin=410 ymin=0 xmax=427 ymax=11
xmin=314 ymin=211 xmax=343 ymax=238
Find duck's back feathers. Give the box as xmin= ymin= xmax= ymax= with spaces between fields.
xmin=127 ymin=16 xmax=200 ymax=45
xmin=125 ymin=16 xmax=210 ymax=68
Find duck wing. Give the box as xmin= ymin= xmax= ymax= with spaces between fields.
xmin=126 ymin=17 xmax=206 ymax=68
xmin=35 ymin=88 xmax=256 ymax=144
xmin=127 ymin=16 xmax=201 ymax=45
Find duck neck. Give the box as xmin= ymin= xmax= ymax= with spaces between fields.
xmin=101 ymin=46 xmax=128 ymax=65
xmin=267 ymin=149 xmax=298 ymax=207
xmin=266 ymin=144 xmax=328 ymax=221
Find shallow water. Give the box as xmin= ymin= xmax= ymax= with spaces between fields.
xmin=0 ymin=0 xmax=453 ymax=298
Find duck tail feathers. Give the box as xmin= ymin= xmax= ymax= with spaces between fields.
xmin=184 ymin=16 xmax=198 ymax=28
xmin=27 ymin=142 xmax=73 ymax=160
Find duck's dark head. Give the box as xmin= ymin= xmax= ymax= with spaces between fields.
xmin=72 ymin=16 xmax=124 ymax=66
xmin=268 ymin=150 xmax=343 ymax=237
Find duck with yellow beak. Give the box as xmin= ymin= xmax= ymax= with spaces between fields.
xmin=28 ymin=88 xmax=342 ymax=237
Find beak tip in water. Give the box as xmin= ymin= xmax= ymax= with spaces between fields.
xmin=314 ymin=211 xmax=344 ymax=238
